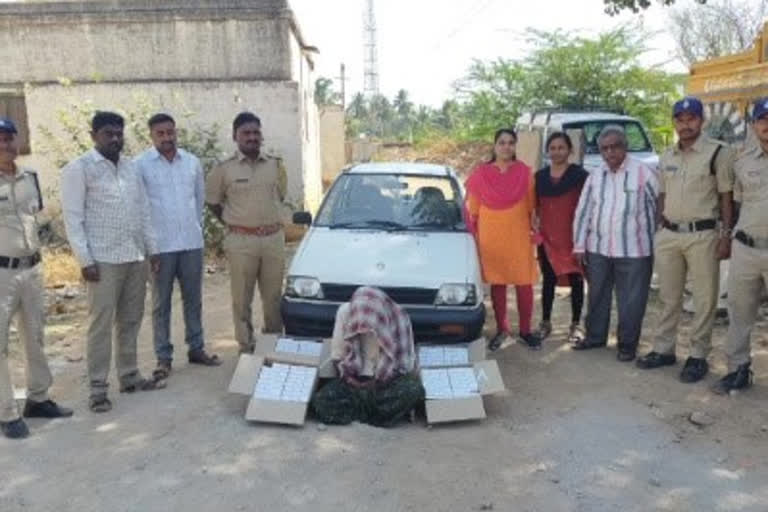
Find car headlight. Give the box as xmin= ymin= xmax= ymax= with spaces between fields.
xmin=285 ymin=276 xmax=324 ymax=299
xmin=435 ymin=283 xmax=476 ymax=305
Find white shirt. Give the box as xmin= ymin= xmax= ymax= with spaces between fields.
xmin=573 ymin=156 xmax=659 ymax=258
xmin=135 ymin=147 xmax=204 ymax=254
xmin=60 ymin=149 xmax=157 ymax=267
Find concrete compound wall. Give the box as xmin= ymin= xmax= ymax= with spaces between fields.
xmin=23 ymin=79 xmax=322 ymax=213
xmin=319 ymin=105 xmax=346 ymax=185
xmin=1 ymin=0 xmax=323 ymax=212
xmin=0 ymin=0 xmax=295 ymax=84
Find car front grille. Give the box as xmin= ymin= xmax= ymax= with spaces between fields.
xmin=321 ymin=284 xmax=438 ymax=305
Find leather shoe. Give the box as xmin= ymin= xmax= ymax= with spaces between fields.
xmin=636 ymin=351 xmax=676 ymax=369
xmin=617 ymin=349 xmax=636 ymax=362
xmin=679 ymin=357 xmax=708 ymax=383
xmin=712 ymin=363 xmax=753 ymax=395
xmin=1 ymin=418 xmax=29 ymax=439
xmin=520 ymin=332 xmax=542 ymax=351
xmin=23 ymin=399 xmax=74 ymax=419
xmin=188 ymin=349 xmax=221 ymax=366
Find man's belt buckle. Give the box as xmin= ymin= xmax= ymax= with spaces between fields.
xmin=677 ymin=223 xmax=692 ymax=233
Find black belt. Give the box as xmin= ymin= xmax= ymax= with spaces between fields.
xmin=0 ymin=252 xmax=41 ymax=269
xmin=662 ymin=219 xmax=717 ymax=233
xmin=735 ymin=230 xmax=768 ymax=249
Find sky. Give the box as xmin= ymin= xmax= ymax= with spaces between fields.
xmin=290 ymin=0 xmax=689 ymax=107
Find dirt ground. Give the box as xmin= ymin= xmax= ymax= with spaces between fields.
xmin=1 ymin=252 xmax=767 ymax=512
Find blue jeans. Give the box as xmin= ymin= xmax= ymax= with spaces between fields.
xmin=152 ymin=249 xmax=204 ymax=362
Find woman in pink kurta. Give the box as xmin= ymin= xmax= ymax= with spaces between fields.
xmin=465 ymin=128 xmax=540 ymax=351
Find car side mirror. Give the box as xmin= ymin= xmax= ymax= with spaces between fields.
xmin=292 ymin=211 xmax=312 ymax=225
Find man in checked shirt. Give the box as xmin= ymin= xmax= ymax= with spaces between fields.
xmin=61 ymin=111 xmax=165 ymax=414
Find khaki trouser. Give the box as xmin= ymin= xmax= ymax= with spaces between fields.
xmin=0 ymin=266 xmax=52 ymax=422
xmin=725 ymin=241 xmax=768 ymax=370
xmin=653 ymin=229 xmax=719 ymax=359
xmin=225 ymin=231 xmax=285 ymax=351
xmin=86 ymin=261 xmax=148 ymax=398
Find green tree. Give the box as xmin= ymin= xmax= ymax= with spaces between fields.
xmin=603 ymin=0 xmax=705 ymax=14
xmin=314 ymin=77 xmax=341 ymax=106
xmin=453 ymin=25 xmax=681 ymax=147
xmin=453 ymin=58 xmax=529 ymax=139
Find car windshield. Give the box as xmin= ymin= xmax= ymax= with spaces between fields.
xmin=563 ymin=120 xmax=653 ymax=154
xmin=314 ymin=173 xmax=467 ymax=231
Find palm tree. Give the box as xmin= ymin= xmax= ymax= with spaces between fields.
xmin=347 ymin=92 xmax=368 ymax=119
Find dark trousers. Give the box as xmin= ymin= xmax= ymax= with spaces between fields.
xmin=538 ymin=246 xmax=584 ymax=324
xmin=584 ymin=252 xmax=653 ymax=352
xmin=152 ymin=249 xmax=205 ymax=362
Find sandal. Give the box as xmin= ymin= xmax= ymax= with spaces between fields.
xmin=570 ymin=337 xmax=605 ymax=351
xmin=120 ymin=377 xmax=167 ymax=393
xmin=89 ymin=395 xmax=112 ymax=413
xmin=488 ymin=331 xmax=510 ymax=351
xmin=188 ymin=349 xmax=221 ymax=366
xmin=152 ymin=361 xmax=172 ymax=382
xmin=568 ymin=323 xmax=585 ymax=344
xmin=537 ymin=321 xmax=552 ymax=340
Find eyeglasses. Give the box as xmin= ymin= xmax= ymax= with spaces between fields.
xmin=599 ymin=143 xmax=625 ymax=152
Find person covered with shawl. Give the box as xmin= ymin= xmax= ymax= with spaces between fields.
xmin=466 ymin=128 xmax=541 ymax=351
xmin=534 ymin=132 xmax=588 ymax=345
xmin=311 ymin=286 xmax=424 ymax=427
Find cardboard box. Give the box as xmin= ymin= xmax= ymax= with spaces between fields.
xmin=417 ymin=338 xmax=486 ymax=368
xmin=417 ymin=338 xmax=506 ymax=424
xmin=254 ymin=334 xmax=338 ymax=379
xmin=228 ymin=354 xmax=319 ymax=426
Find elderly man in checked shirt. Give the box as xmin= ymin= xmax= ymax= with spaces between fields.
xmin=136 ymin=113 xmax=220 ymax=383
xmin=571 ymin=125 xmax=659 ymax=362
xmin=61 ymin=111 xmax=165 ymax=414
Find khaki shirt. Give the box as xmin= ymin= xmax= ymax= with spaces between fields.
xmin=659 ymin=136 xmax=734 ymax=223
xmin=0 ymin=167 xmax=42 ymax=257
xmin=205 ymin=151 xmax=287 ymax=227
xmin=733 ymin=145 xmax=768 ymax=238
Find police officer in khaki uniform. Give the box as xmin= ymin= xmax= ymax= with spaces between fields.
xmin=712 ymin=98 xmax=768 ymax=394
xmin=637 ymin=97 xmax=735 ymax=383
xmin=0 ymin=118 xmax=72 ymax=439
xmin=206 ymin=112 xmax=287 ymax=353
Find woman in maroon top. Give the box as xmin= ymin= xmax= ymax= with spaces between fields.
xmin=535 ymin=132 xmax=588 ymax=344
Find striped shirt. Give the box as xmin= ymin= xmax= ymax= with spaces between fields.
xmin=573 ymin=156 xmax=659 ymax=258
xmin=136 ymin=147 xmax=204 ymax=254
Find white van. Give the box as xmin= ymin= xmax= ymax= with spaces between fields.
xmin=516 ymin=109 xmax=660 ymax=172
xmin=282 ymin=162 xmax=485 ymax=343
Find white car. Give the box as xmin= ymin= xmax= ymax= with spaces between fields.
xmin=516 ymin=110 xmax=660 ymax=172
xmin=281 ymin=162 xmax=485 ymax=343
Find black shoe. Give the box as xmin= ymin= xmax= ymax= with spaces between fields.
xmin=188 ymin=349 xmax=221 ymax=366
xmin=1 ymin=418 xmax=29 ymax=439
xmin=520 ymin=332 xmax=542 ymax=351
xmin=23 ymin=399 xmax=74 ymax=419
xmin=679 ymin=357 xmax=709 ymax=383
xmin=617 ymin=349 xmax=636 ymax=362
xmin=636 ymin=351 xmax=676 ymax=369
xmin=712 ymin=363 xmax=753 ymax=395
